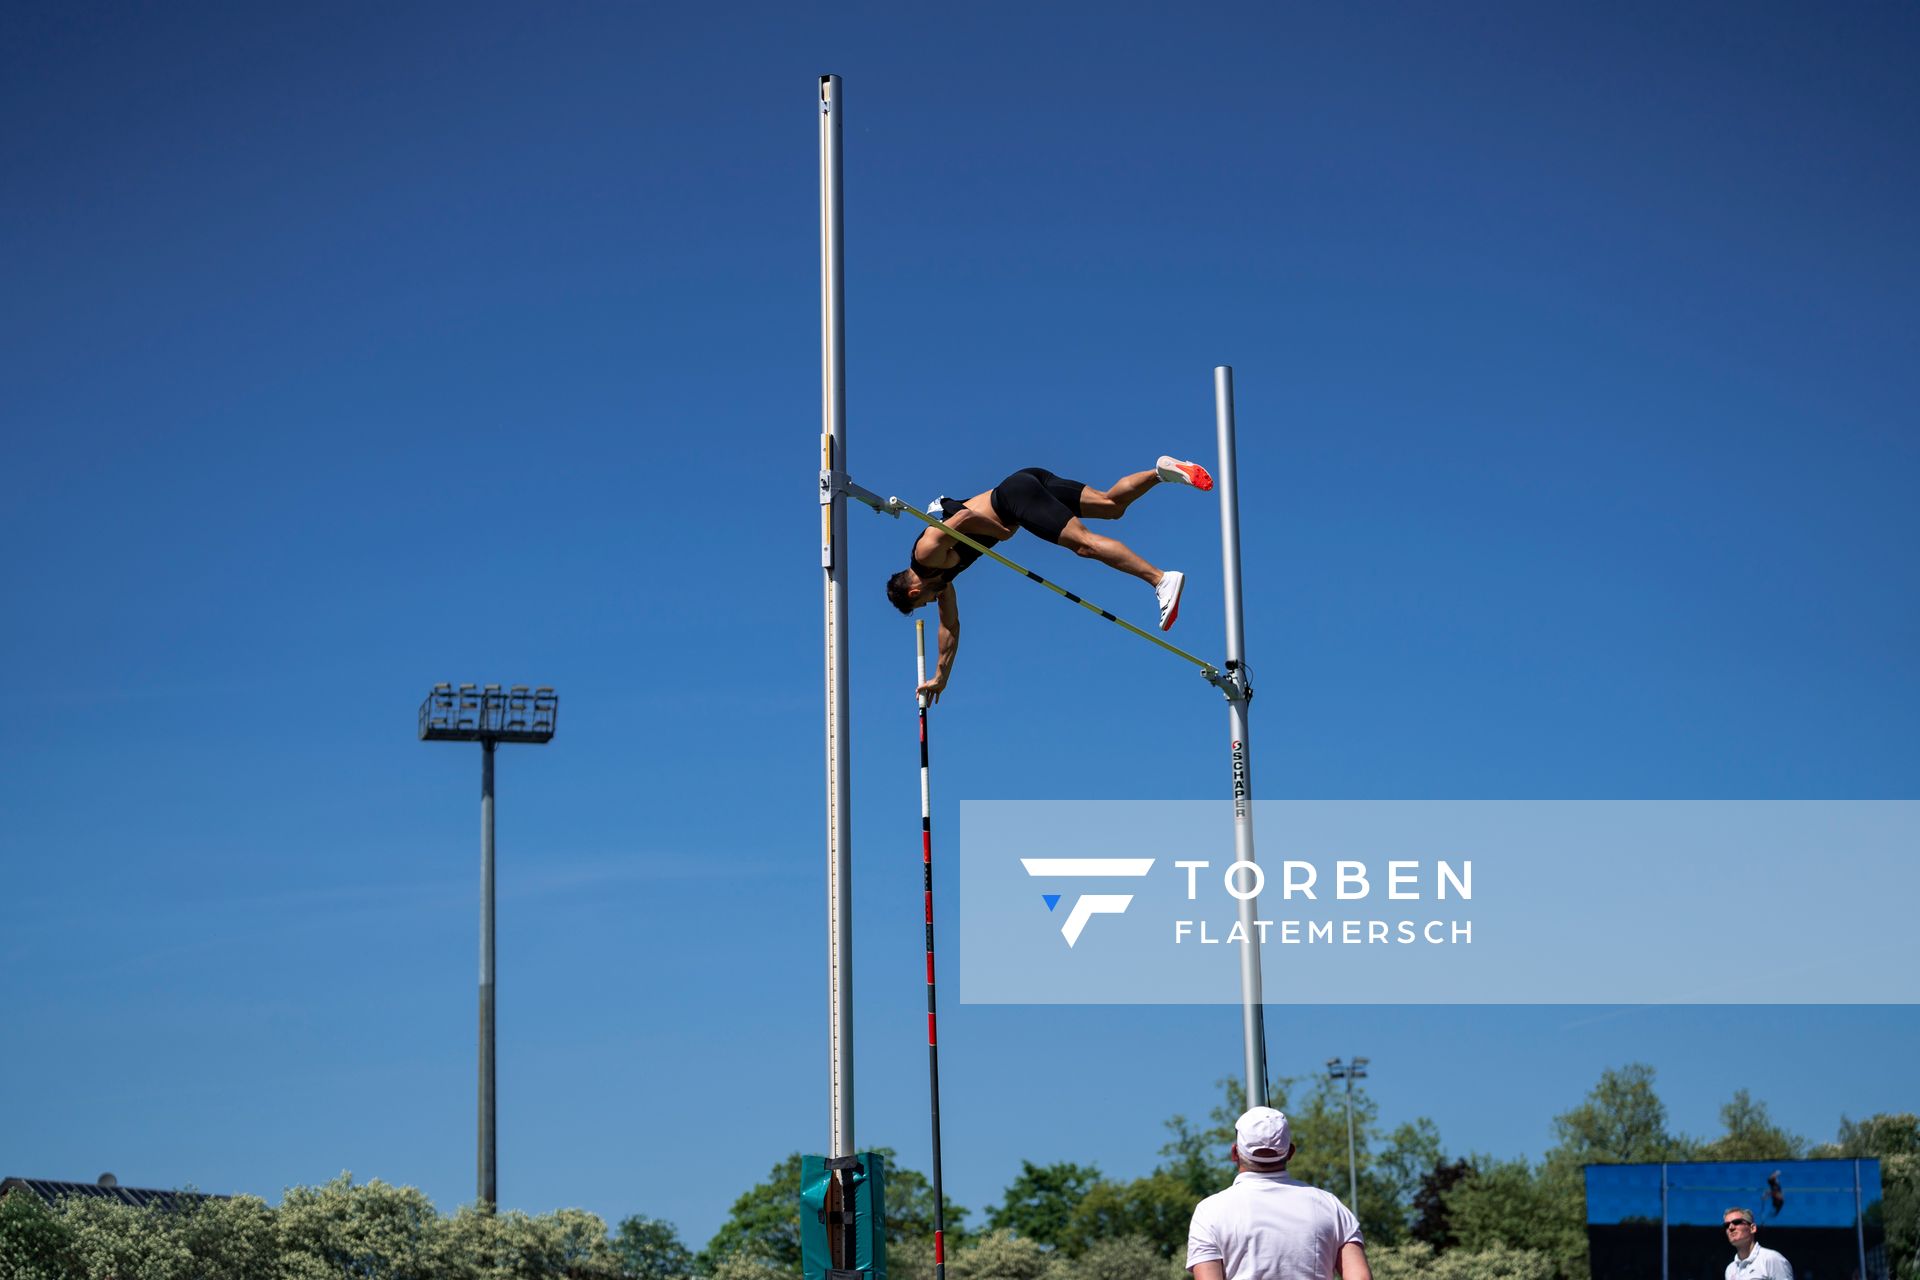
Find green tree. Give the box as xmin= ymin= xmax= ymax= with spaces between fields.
xmin=1058 ymin=1171 xmax=1193 ymax=1259
xmin=1446 ymin=1156 xmax=1577 ymax=1266
xmin=1812 ymin=1113 xmax=1920 ymax=1280
xmin=1366 ymin=1119 xmax=1444 ymax=1244
xmin=1043 ymin=1235 xmax=1184 ymax=1280
xmin=986 ymin=1162 xmax=1102 ymax=1248
xmin=1447 ymin=1064 xmax=1692 ymax=1280
xmin=457 ymin=1207 xmax=620 ymax=1279
xmin=610 ymin=1214 xmax=693 ymax=1280
xmin=1697 ymin=1090 xmax=1805 ymax=1161
xmin=175 ymin=1194 xmax=281 ymax=1280
xmin=1410 ymin=1157 xmax=1475 ymax=1250
xmin=703 ymin=1258 xmax=788 ymax=1280
xmin=1545 ymin=1064 xmax=1687 ymax=1166
xmin=1371 ymin=1241 xmax=1555 ymax=1280
xmin=58 ymin=1196 xmax=193 ymax=1280
xmin=275 ymin=1173 xmax=448 ymax=1280
xmin=1157 ymin=1113 xmax=1231 ymax=1201
xmin=0 ymin=1188 xmax=74 ymax=1280
xmin=945 ymin=1229 xmax=1051 ymax=1280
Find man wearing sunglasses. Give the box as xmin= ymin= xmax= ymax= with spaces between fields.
xmin=1724 ymin=1207 xmax=1793 ymax=1279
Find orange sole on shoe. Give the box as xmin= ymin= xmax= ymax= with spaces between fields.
xmin=1171 ymin=462 xmax=1214 ymax=491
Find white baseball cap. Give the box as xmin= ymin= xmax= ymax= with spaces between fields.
xmin=1235 ymin=1106 xmax=1293 ymax=1168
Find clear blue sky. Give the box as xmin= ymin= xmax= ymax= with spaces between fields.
xmin=3 ymin=0 xmax=1916 ymax=1253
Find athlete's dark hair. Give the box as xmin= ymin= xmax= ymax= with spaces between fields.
xmin=886 ymin=569 xmax=915 ymax=615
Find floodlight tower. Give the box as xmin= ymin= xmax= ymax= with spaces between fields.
xmin=419 ymin=682 xmax=559 ymax=1210
xmin=1326 ymin=1055 xmax=1369 ymax=1210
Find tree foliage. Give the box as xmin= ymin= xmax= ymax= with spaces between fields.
xmin=941 ymin=1230 xmax=1179 ymax=1280
xmin=0 ymin=1176 xmax=651 ymax=1280
xmin=2 ymin=1073 xmax=1907 ymax=1280
xmin=1047 ymin=1235 xmax=1185 ymax=1280
xmin=1371 ymin=1242 xmax=1555 ymax=1280
xmin=945 ymin=1229 xmax=1052 ymax=1280
xmin=610 ymin=1214 xmax=694 ymax=1280
xmin=0 ymin=1188 xmax=74 ymax=1280
xmin=985 ymin=1162 xmax=1102 ymax=1249
xmin=1697 ymin=1089 xmax=1805 ymax=1161
xmin=1813 ymin=1113 xmax=1920 ymax=1280
xmin=1156 ymin=1112 xmax=1232 ymax=1202
xmin=1410 ymin=1157 xmax=1475 ymax=1250
xmin=1056 ymin=1171 xmax=1193 ymax=1259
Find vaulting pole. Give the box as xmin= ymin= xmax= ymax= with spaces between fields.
xmin=1216 ymin=365 xmax=1269 ymax=1107
xmin=916 ymin=621 xmax=948 ymax=1280
xmin=819 ymin=72 xmax=858 ymax=1269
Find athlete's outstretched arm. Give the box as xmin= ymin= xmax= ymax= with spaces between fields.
xmin=918 ymin=586 xmax=960 ymax=703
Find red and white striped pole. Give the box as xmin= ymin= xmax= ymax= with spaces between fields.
xmin=916 ymin=619 xmax=947 ymax=1280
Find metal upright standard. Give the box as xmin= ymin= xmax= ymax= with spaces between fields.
xmin=419 ymin=682 xmax=559 ymax=1210
xmin=813 ymin=80 xmax=1273 ymax=1238
xmin=915 ymin=621 xmax=948 ymax=1280
xmin=1216 ymin=366 xmax=1269 ymax=1109
xmin=818 ymin=71 xmax=861 ymax=1272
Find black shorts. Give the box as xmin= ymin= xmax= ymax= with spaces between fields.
xmin=990 ymin=468 xmax=1086 ymax=544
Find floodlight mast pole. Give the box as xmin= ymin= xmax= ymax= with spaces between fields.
xmin=479 ymin=740 xmax=496 ymax=1209
xmin=420 ymin=683 xmax=556 ymax=1211
xmin=1216 ymin=365 xmax=1270 ymax=1109
xmin=819 ymin=71 xmax=858 ymax=1263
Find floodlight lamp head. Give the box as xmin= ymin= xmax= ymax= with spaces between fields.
xmin=419 ymin=683 xmax=559 ymax=744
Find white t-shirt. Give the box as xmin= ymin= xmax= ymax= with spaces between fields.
xmin=1727 ymin=1243 xmax=1793 ymax=1280
xmin=1187 ymin=1170 xmax=1364 ymax=1280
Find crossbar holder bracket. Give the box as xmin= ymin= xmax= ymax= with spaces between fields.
xmin=1211 ymin=659 xmax=1253 ymax=703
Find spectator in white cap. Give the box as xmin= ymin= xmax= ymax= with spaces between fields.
xmin=1186 ymin=1106 xmax=1371 ymax=1280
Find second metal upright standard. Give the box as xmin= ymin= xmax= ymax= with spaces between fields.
xmin=818 ymin=71 xmax=860 ymax=1271
xmin=1215 ymin=366 xmax=1270 ymax=1108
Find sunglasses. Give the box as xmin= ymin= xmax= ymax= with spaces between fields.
xmin=1726 ymin=1220 xmax=1754 ymax=1228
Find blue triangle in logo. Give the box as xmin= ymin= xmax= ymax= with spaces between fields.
xmin=1043 ymin=894 xmax=1061 ymax=911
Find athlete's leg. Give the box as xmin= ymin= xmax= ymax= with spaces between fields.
xmin=1078 ymin=456 xmax=1212 ymax=519
xmin=1055 ymin=517 xmax=1163 ymax=584
xmin=1077 ymin=470 xmax=1160 ymax=520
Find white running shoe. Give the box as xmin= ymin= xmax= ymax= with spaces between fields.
xmin=1155 ymin=570 xmax=1185 ymax=631
xmin=1156 ymin=456 xmax=1214 ymax=490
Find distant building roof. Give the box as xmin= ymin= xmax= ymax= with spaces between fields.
xmin=0 ymin=1175 xmax=222 ymax=1211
